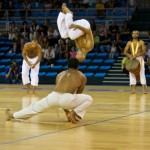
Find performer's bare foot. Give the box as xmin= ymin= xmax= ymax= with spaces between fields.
xmin=67 ymin=110 xmax=80 ymax=124
xmin=5 ymin=109 xmax=14 ymax=121
xmin=142 ymin=91 xmax=147 ymax=94
xmin=130 ymin=85 xmax=136 ymax=94
xmin=62 ymin=3 xmax=72 ymax=14
xmin=130 ymin=91 xmax=136 ymax=94
xmin=142 ymin=85 xmax=147 ymax=94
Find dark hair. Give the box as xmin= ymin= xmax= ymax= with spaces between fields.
xmin=68 ymin=58 xmax=79 ymax=69
xmin=130 ymin=30 xmax=140 ymax=41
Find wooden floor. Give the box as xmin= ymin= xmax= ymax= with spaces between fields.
xmin=0 ymin=84 xmax=150 ymax=150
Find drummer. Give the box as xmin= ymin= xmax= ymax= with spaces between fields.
xmin=124 ymin=30 xmax=147 ymax=94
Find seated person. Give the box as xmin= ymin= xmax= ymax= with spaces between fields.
xmin=43 ymin=45 xmax=55 ymax=67
xmin=5 ymin=60 xmax=21 ymax=84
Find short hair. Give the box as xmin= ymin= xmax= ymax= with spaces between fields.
xmin=68 ymin=58 xmax=79 ymax=69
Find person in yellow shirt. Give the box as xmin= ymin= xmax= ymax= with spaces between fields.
xmin=96 ymin=0 xmax=106 ymax=17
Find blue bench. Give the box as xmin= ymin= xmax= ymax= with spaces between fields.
xmin=94 ymin=73 xmax=106 ymax=78
xmin=99 ymin=66 xmax=111 ymax=73
xmin=0 ymin=47 xmax=10 ymax=53
xmin=86 ymin=65 xmax=99 ymax=73
xmin=0 ymin=59 xmax=11 ymax=65
xmin=103 ymin=59 xmax=115 ymax=65
xmin=91 ymin=59 xmax=103 ymax=66
xmin=56 ymin=59 xmax=67 ymax=66
xmin=40 ymin=65 xmax=51 ymax=72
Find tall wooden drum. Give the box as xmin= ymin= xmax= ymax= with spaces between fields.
xmin=126 ymin=59 xmax=140 ymax=81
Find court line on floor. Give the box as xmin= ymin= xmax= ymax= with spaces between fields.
xmin=0 ymin=110 xmax=150 ymax=146
xmin=0 ymin=87 xmax=135 ymax=92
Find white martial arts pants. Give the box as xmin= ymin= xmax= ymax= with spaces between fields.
xmin=22 ymin=56 xmax=40 ymax=86
xmin=129 ymin=56 xmax=146 ymax=85
xmin=57 ymin=12 xmax=90 ymax=40
xmin=13 ymin=92 xmax=93 ymax=119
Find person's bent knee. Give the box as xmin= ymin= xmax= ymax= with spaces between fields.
xmin=87 ymin=95 xmax=93 ymax=104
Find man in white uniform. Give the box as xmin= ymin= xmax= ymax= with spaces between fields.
xmin=6 ymin=58 xmax=93 ymax=124
xmin=22 ymin=39 xmax=42 ymax=94
xmin=57 ymin=3 xmax=94 ymax=62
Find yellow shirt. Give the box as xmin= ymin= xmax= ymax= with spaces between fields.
xmin=96 ymin=3 xmax=105 ymax=9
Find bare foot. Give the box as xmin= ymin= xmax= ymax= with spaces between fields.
xmin=142 ymin=91 xmax=147 ymax=94
xmin=5 ymin=109 xmax=13 ymax=121
xmin=62 ymin=3 xmax=72 ymax=14
xmin=67 ymin=111 xmax=79 ymax=124
xmin=62 ymin=3 xmax=66 ymax=13
xmin=130 ymin=91 xmax=136 ymax=94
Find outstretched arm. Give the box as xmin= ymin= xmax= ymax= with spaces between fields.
xmin=69 ymin=24 xmax=90 ymax=34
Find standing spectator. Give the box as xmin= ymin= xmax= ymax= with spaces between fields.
xmin=43 ymin=45 xmax=55 ymax=67
xmin=5 ymin=60 xmax=21 ymax=84
xmin=109 ymin=42 xmax=116 ymax=59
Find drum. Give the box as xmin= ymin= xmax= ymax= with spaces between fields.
xmin=125 ymin=59 xmax=140 ymax=81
